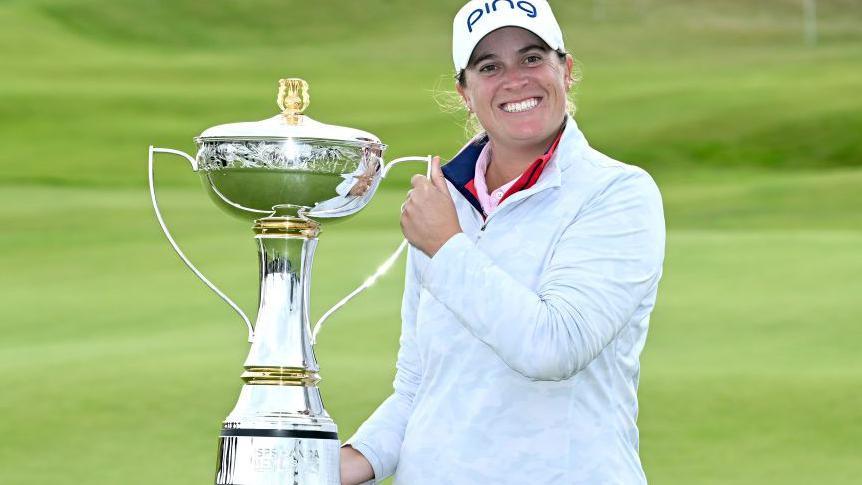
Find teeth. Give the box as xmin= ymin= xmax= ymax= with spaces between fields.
xmin=502 ymin=98 xmax=539 ymax=113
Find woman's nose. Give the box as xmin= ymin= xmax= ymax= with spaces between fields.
xmin=500 ymin=66 xmax=529 ymax=90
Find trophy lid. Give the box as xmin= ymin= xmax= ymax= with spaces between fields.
xmin=195 ymin=78 xmax=384 ymax=147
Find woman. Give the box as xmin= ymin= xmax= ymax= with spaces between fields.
xmin=341 ymin=1 xmax=665 ymax=483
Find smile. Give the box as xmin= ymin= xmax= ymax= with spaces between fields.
xmin=500 ymin=97 xmax=541 ymax=113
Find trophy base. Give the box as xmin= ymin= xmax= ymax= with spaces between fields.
xmin=215 ymin=427 xmax=340 ymax=485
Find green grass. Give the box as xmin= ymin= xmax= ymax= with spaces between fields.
xmin=1 ymin=0 xmax=861 ymax=483
xmin=1 ymin=179 xmax=860 ymax=484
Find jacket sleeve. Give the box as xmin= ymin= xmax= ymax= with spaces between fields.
xmin=344 ymin=245 xmax=423 ymax=482
xmin=421 ymin=170 xmax=665 ymax=381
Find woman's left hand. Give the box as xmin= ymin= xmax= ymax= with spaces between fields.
xmin=401 ymin=156 xmax=462 ymax=258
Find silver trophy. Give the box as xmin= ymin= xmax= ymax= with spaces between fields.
xmin=147 ymin=78 xmax=429 ymax=485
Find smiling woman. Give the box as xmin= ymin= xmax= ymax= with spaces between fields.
xmin=456 ymin=27 xmax=574 ymax=185
xmin=451 ymin=29 xmax=580 ymax=142
xmin=339 ymin=1 xmax=666 ymax=484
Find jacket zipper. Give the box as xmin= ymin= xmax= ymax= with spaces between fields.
xmin=478 ymin=192 xmax=531 ymax=232
xmin=474 ymin=167 xmax=559 ymax=233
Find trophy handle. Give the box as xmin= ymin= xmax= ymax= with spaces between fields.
xmin=148 ymin=145 xmax=255 ymax=343
xmin=380 ymin=155 xmax=434 ymax=178
xmin=311 ymin=155 xmax=433 ymax=344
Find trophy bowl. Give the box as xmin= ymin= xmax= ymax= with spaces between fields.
xmin=147 ymin=78 xmax=429 ymax=485
xmin=193 ymin=79 xmax=389 ymax=222
xmin=196 ymin=138 xmax=384 ymax=221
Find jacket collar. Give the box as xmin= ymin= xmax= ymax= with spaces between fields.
xmin=442 ymin=116 xmax=588 ymax=213
xmin=441 ymin=134 xmax=487 ymax=213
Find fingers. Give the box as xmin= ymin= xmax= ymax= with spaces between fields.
xmin=430 ymin=156 xmax=448 ymax=191
xmin=401 ymin=190 xmax=410 ymax=214
xmin=405 ymin=156 xmax=447 ymax=219
xmin=413 ymin=157 xmax=446 ymax=190
xmin=400 ymin=197 xmax=413 ymax=238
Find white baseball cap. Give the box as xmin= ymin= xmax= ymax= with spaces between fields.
xmin=452 ymin=0 xmax=565 ymax=73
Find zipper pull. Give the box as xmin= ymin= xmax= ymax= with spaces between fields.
xmin=478 ymin=208 xmax=488 ymax=231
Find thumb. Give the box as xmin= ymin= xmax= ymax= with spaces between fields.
xmin=430 ymin=156 xmax=448 ymax=191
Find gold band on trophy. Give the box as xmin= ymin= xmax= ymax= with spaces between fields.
xmin=253 ymin=217 xmax=320 ymax=239
xmin=242 ymin=366 xmax=321 ymax=386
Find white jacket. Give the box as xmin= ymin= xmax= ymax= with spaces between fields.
xmin=347 ymin=118 xmax=665 ymax=484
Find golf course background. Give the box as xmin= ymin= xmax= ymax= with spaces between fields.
xmin=1 ymin=0 xmax=860 ymax=483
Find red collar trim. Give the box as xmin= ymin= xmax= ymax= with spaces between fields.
xmin=500 ymin=128 xmax=564 ymax=201
xmin=465 ymin=179 xmax=479 ymax=199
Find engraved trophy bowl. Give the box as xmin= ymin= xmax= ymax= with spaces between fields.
xmin=147 ymin=78 xmax=429 ymax=485
xmin=195 ymin=78 xmax=389 ymax=222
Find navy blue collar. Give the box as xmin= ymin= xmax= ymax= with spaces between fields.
xmin=442 ymin=135 xmax=488 ymax=215
xmin=441 ymin=119 xmax=568 ymax=216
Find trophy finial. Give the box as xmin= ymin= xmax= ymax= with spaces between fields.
xmin=277 ymin=78 xmax=310 ymax=125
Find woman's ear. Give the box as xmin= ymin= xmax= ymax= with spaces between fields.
xmin=455 ymin=81 xmax=472 ymax=112
xmin=564 ymin=54 xmax=575 ymax=89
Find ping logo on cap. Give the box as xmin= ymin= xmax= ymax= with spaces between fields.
xmin=467 ymin=1 xmax=538 ymax=33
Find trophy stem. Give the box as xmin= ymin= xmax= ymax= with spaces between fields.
xmin=215 ymin=214 xmax=340 ymax=485
xmin=242 ymin=215 xmax=320 ymax=372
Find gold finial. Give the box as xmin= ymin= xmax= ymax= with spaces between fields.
xmin=277 ymin=78 xmax=309 ymax=125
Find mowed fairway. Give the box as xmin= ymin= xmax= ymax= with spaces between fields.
xmin=1 ymin=1 xmax=861 ymax=484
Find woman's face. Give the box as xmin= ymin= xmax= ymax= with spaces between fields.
xmin=457 ymin=27 xmax=573 ymax=149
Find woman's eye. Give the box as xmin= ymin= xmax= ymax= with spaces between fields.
xmin=478 ymin=64 xmax=498 ymax=73
xmin=525 ymin=55 xmax=543 ymax=64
